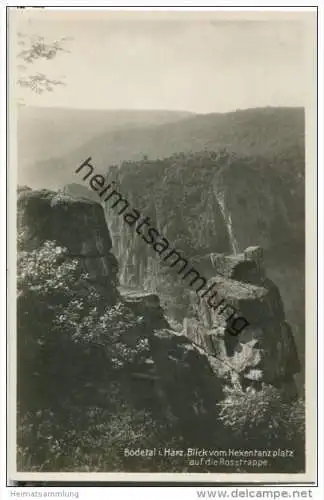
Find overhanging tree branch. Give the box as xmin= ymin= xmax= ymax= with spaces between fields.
xmin=17 ymin=32 xmax=72 ymax=95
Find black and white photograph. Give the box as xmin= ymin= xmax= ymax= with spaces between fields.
xmin=7 ymin=7 xmax=318 ymax=483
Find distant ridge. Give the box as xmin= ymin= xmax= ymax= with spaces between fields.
xmin=18 ymin=106 xmax=304 ymax=189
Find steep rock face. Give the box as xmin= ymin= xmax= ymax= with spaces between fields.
xmin=17 ymin=188 xmax=222 ymax=425
xmin=121 ymin=322 xmax=222 ymax=431
xmin=103 ymin=153 xmax=304 ymax=380
xmin=121 ymin=289 xmax=169 ymax=329
xmin=183 ymin=247 xmax=300 ymax=396
xmin=62 ymin=183 xmax=101 ymax=203
xmin=56 ymin=174 xmax=302 ymax=395
xmin=105 ymin=153 xmax=303 ymax=267
xmin=18 ymin=189 xmax=118 ymax=303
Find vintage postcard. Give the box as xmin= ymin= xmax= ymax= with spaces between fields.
xmin=7 ymin=7 xmax=318 ymax=484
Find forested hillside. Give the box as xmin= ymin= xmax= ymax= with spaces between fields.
xmin=18 ymin=106 xmax=193 ymax=177
xmin=19 ymin=107 xmax=304 ymax=189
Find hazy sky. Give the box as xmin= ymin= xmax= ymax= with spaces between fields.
xmin=12 ymin=10 xmax=316 ymax=113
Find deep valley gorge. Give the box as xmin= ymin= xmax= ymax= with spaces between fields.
xmin=17 ymin=106 xmax=306 ymax=473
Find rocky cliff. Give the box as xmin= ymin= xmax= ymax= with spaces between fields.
xmin=19 ymin=185 xmax=300 ymax=395
xmin=184 ymin=247 xmax=300 ymax=397
xmin=103 ymin=152 xmax=304 ymax=380
xmin=17 ymin=187 xmax=304 ymax=472
xmin=17 ymin=188 xmax=222 ymax=434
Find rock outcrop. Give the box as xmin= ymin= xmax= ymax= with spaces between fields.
xmin=18 ymin=189 xmax=119 ymax=304
xmin=183 ymin=247 xmax=300 ymax=397
xmin=17 ymin=188 xmax=222 ymax=429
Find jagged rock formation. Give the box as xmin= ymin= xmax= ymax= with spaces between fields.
xmin=17 ymin=188 xmax=222 ymax=428
xmin=62 ymin=183 xmax=101 ymax=203
xmin=183 ymin=247 xmax=300 ymax=397
xmin=102 ymin=153 xmax=304 ymax=381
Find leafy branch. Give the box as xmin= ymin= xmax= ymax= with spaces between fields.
xmin=17 ymin=32 xmax=72 ymax=95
